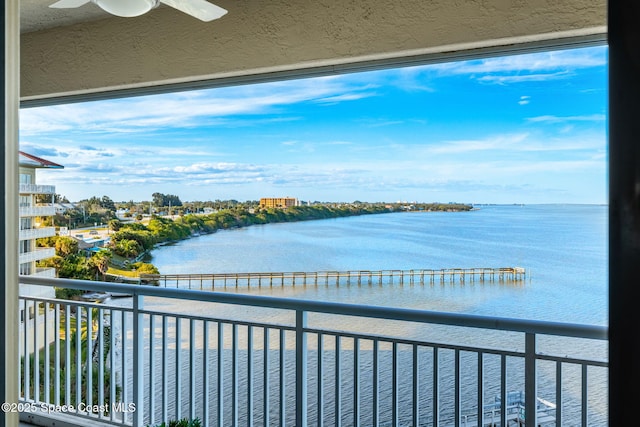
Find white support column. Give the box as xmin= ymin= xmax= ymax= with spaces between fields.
xmin=1 ymin=1 xmax=20 ymax=426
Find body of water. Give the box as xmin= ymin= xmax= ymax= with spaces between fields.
xmin=148 ymin=204 xmax=608 ymax=326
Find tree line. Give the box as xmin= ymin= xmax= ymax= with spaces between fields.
xmin=36 ymin=199 xmax=473 ymax=299
xmin=107 ymin=204 xmax=394 ymax=259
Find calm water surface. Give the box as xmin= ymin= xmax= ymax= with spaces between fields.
xmin=148 ymin=204 xmax=608 ymax=326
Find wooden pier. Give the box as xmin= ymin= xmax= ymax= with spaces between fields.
xmin=140 ymin=267 xmax=526 ymax=290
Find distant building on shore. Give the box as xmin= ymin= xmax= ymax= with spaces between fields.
xmin=259 ymin=197 xmax=299 ymax=209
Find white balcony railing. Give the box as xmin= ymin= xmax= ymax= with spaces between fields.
xmin=19 ymin=227 xmax=56 ymax=241
xmin=19 ymin=247 xmax=56 ymax=264
xmin=17 ymin=276 xmax=608 ymax=427
xmin=19 ymin=205 xmax=57 ymax=218
xmin=19 ymin=184 xmax=56 ymax=195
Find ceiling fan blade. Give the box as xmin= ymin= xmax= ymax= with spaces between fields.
xmin=49 ymin=0 xmax=91 ymax=8
xmin=160 ymin=0 xmax=227 ymax=22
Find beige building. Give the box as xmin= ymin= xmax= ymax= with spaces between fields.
xmin=259 ymin=197 xmax=299 ymax=209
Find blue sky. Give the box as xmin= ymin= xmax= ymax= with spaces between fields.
xmin=19 ymin=45 xmax=608 ymax=204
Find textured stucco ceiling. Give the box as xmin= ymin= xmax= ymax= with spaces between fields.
xmin=20 ymin=0 xmax=607 ymax=104
xmin=20 ymin=0 xmax=201 ymax=33
xmin=21 ymin=0 xmax=110 ymax=33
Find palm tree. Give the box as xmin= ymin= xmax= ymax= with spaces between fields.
xmin=90 ymin=249 xmax=112 ymax=281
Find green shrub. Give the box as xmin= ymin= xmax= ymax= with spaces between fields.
xmin=148 ymin=418 xmax=202 ymax=427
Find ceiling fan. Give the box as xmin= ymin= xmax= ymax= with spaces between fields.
xmin=49 ymin=0 xmax=228 ymax=22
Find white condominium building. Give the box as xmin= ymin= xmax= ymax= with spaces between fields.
xmin=19 ymin=151 xmax=64 ymax=299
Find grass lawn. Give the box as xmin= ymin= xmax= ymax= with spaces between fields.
xmin=107 ymin=266 xmax=139 ymax=278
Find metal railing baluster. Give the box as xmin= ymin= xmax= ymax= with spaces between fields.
xmin=500 ymin=355 xmax=507 ymax=427
xmin=295 ymin=310 xmax=307 ymax=427
xmin=477 ymin=351 xmax=484 ymax=427
xmin=412 ymin=344 xmax=418 ymax=426
xmin=317 ymin=333 xmax=324 ymax=427
xmin=392 ymin=342 xmax=398 ymax=427
xmin=279 ymin=329 xmax=285 ymax=427
xmin=175 ymin=316 xmax=182 ymax=421
xmin=162 ymin=315 xmax=169 ymax=424
xmin=98 ymin=307 xmax=104 ymax=419
xmin=433 ymin=346 xmax=439 ymax=427
xmin=353 ymin=337 xmax=360 ymax=427
xmin=190 ymin=318 xmax=196 ymax=422
xmin=33 ymin=302 xmax=39 ymax=402
xmin=218 ymin=322 xmax=225 ymax=427
xmin=54 ymin=303 xmax=60 ymax=406
xmin=121 ymin=310 xmax=127 ymax=423
xmin=75 ymin=306 xmax=82 ymax=409
xmin=65 ymin=304 xmax=71 ymax=407
xmin=248 ymin=325 xmax=254 ymax=427
xmin=109 ymin=308 xmax=116 ymax=423
xmin=203 ymin=321 xmax=210 ymax=427
xmin=133 ymin=293 xmax=144 ymax=427
xmin=524 ymin=333 xmax=537 ymax=427
xmin=335 ymin=335 xmax=341 ymax=427
xmin=455 ymin=349 xmax=460 ymax=426
xmin=86 ymin=306 xmax=93 ymax=409
xmin=372 ymin=340 xmax=379 ymax=427
xmin=582 ymin=364 xmax=588 ymax=427
xmin=149 ymin=314 xmax=155 ymax=426
xmin=44 ymin=303 xmax=50 ymax=403
xmin=232 ymin=323 xmax=238 ymax=426
xmin=556 ymin=360 xmax=563 ymax=425
xmin=263 ymin=327 xmax=270 ymax=427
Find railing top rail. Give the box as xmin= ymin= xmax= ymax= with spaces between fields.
xmin=20 ymin=275 xmax=607 ymax=340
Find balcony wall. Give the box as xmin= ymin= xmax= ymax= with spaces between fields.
xmin=19 ymin=227 xmax=56 ymax=241
xmin=31 ymin=268 xmax=57 ymax=279
xmin=18 ymin=184 xmax=56 ymax=195
xmin=19 ymin=205 xmax=56 ymax=218
xmin=19 ymin=247 xmax=55 ymax=265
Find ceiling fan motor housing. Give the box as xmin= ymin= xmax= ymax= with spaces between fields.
xmin=94 ymin=0 xmax=159 ymax=18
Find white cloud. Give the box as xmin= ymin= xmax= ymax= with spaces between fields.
xmin=420 ymin=47 xmax=606 ymax=87
xmin=527 ymin=114 xmax=606 ymax=123
xmin=429 ymin=48 xmax=606 ymax=75
xmin=428 ymin=134 xmax=529 ymax=154
xmin=314 ymin=92 xmax=377 ymax=104
xmin=477 ymin=71 xmax=572 ymax=84
xmin=19 ymin=77 xmax=374 ymax=136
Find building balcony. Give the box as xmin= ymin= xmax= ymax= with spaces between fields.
xmin=19 ymin=227 xmax=56 ymax=241
xmin=17 ymin=276 xmax=608 ymax=427
xmin=31 ymin=267 xmax=57 ymax=279
xmin=19 ymin=184 xmax=56 ymax=195
xmin=19 ymin=205 xmax=56 ymax=218
xmin=19 ymin=247 xmax=56 ymax=265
